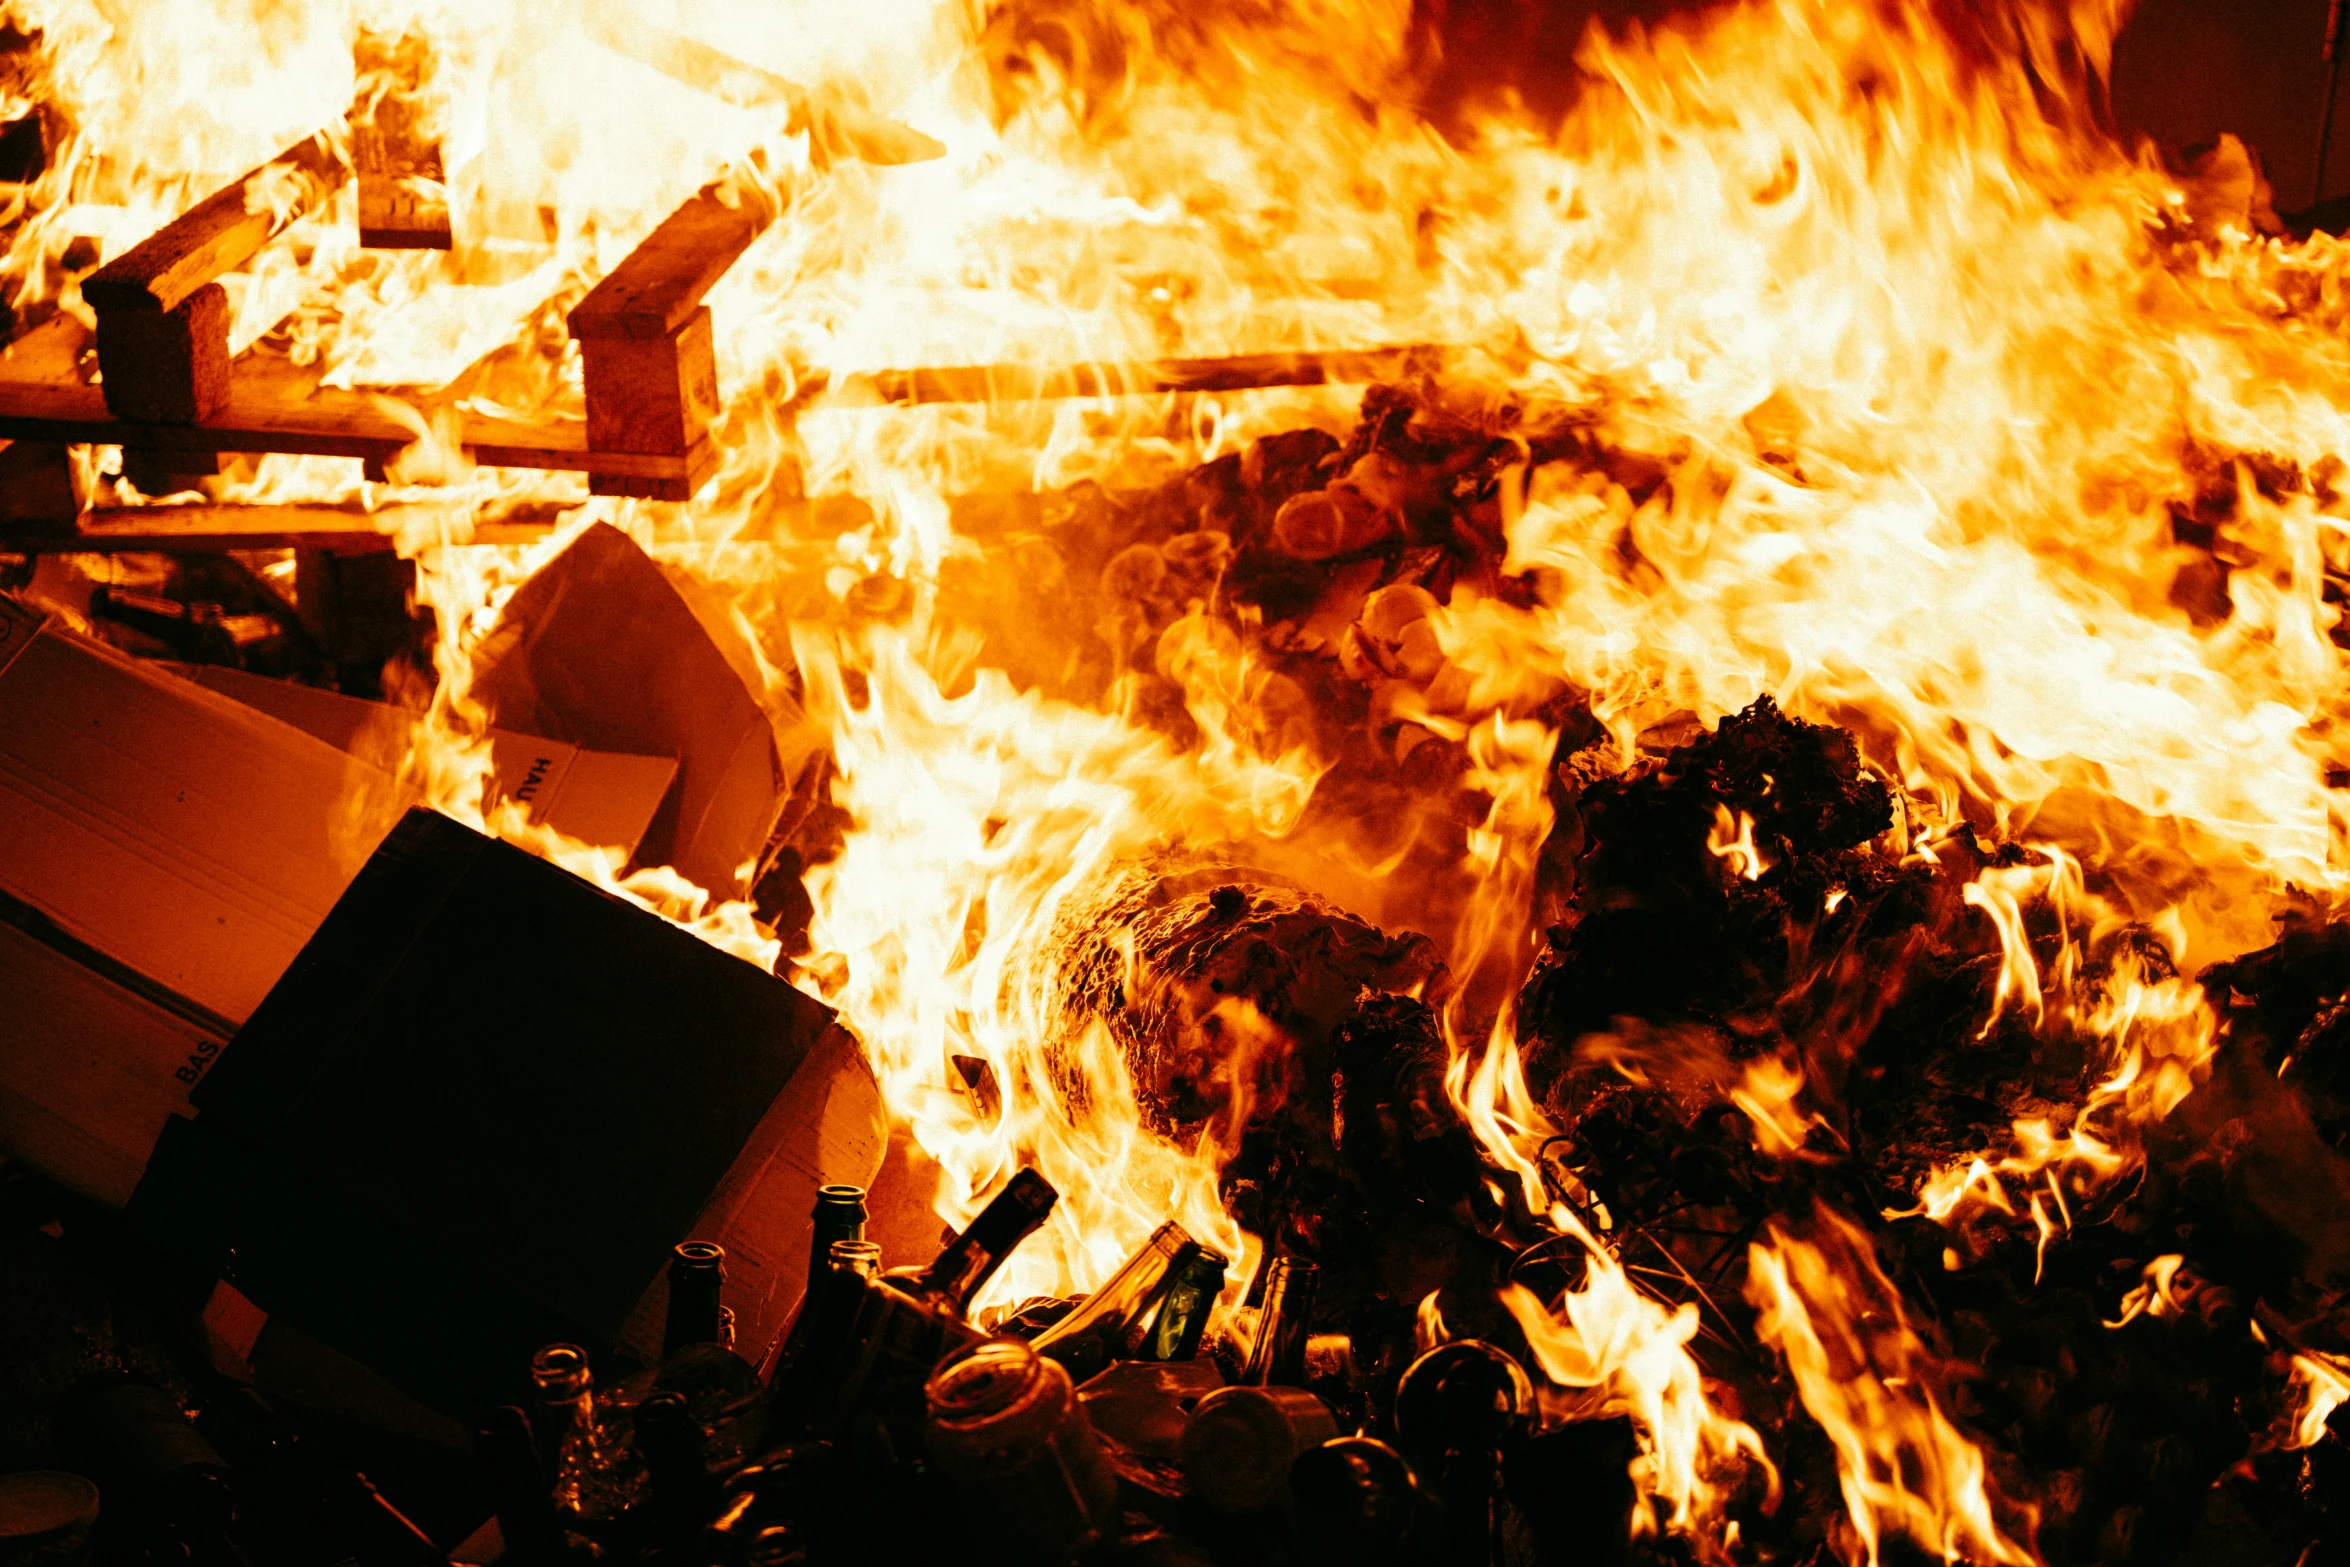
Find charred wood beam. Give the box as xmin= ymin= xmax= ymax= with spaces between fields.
xmin=0 ymin=315 xmax=698 ymax=484
xmin=0 ymin=437 xmax=76 ymax=536
xmin=6 ymin=504 xmax=549 ymax=555
xmin=82 ymin=131 xmax=347 ymax=422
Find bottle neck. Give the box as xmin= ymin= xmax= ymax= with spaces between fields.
xmin=1243 ymin=1258 xmax=1319 ymax=1386
xmin=768 ymin=1241 xmax=883 ymax=1428
xmin=1032 ymin=1222 xmax=1195 ymax=1360
xmin=915 ymin=1168 xmax=1057 ymax=1313
xmin=663 ymin=1242 xmax=728 ymax=1354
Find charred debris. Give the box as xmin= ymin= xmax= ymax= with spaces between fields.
xmin=7 ymin=381 xmax=2350 ymax=1567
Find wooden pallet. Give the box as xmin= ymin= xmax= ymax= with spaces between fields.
xmin=0 ymin=314 xmax=689 ymax=483
xmin=0 ymin=20 xmax=1437 ymax=552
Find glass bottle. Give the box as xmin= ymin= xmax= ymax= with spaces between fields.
xmin=1031 ymin=1221 xmax=1201 ymax=1379
xmin=530 ymin=1344 xmax=643 ymax=1522
xmin=764 ymin=1186 xmax=870 ymax=1383
xmin=634 ymin=1389 xmax=722 ymax=1543
xmin=886 ymin=1167 xmax=1058 ymax=1316
xmin=663 ymin=1240 xmax=729 ymax=1357
xmin=1180 ymin=1384 xmax=1340 ymax=1514
xmin=1140 ymin=1243 xmax=1229 ymax=1362
xmin=766 ymin=1240 xmax=883 ymax=1434
xmin=924 ymin=1338 xmax=1121 ymax=1561
xmin=476 ymin=1405 xmax=565 ymax=1567
xmin=1290 ymin=1436 xmax=1424 ymax=1567
xmin=1242 ymin=1257 xmax=1319 ymax=1386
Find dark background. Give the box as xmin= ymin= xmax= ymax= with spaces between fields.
xmin=1411 ymin=0 xmax=2350 ymax=215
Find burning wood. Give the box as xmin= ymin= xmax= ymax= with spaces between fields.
xmin=351 ymin=26 xmax=452 ymax=253
xmin=6 ymin=0 xmax=2350 ymax=1564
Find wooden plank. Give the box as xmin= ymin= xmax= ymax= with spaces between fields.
xmin=353 ymin=27 xmax=451 ymax=251
xmin=0 ymin=439 xmax=78 ymax=534
xmin=568 ymin=190 xmax=773 ymax=341
xmin=0 ymin=335 xmax=687 ymax=481
xmin=823 ymin=345 xmax=1441 ymax=406
xmin=7 ymin=504 xmax=552 ymax=555
xmin=82 ymin=131 xmax=347 ymax=315
xmin=581 ymin=307 xmax=718 ymax=456
xmin=589 ymin=438 xmax=717 ymax=504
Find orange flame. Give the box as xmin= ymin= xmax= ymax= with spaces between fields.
xmin=2278 ymin=1349 xmax=2350 ymax=1452
xmin=1746 ymin=1206 xmax=2039 ymax=1567
xmin=22 ymin=0 xmax=2350 ymax=1543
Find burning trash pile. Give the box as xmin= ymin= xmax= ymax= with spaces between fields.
xmin=15 ymin=381 xmax=2350 ymax=1564
xmin=10 ymin=0 xmax=2350 ymax=1564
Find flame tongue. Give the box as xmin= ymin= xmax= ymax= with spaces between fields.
xmin=1745 ymin=1206 xmax=2040 ymax=1567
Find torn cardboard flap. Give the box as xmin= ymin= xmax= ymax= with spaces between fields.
xmin=467 ymin=522 xmax=786 ymax=900
xmin=172 ymin=662 xmax=678 ymax=862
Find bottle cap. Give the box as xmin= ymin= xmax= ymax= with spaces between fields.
xmin=1291 ymin=1435 xmax=1421 ymax=1562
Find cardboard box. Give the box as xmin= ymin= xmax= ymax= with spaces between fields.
xmin=130 ymin=809 xmax=885 ymax=1416
xmin=0 ymin=602 xmax=692 ymax=1209
xmin=0 ymin=597 xmax=402 ymax=1022
xmin=468 ymin=523 xmax=794 ymax=900
xmin=0 ymin=597 xmax=408 ymax=1203
xmin=170 ymin=663 xmax=678 ymax=863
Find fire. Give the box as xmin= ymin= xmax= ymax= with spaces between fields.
xmin=1707 ymin=804 xmax=1770 ymax=882
xmin=2279 ymin=1349 xmax=2350 ymax=1452
xmin=16 ymin=0 xmax=2350 ymax=1554
xmin=1500 ymin=1222 xmax=1778 ymax=1550
xmin=1895 ymin=890 xmax=2220 ymax=1247
xmin=789 ymin=619 xmax=1323 ymax=1306
xmin=1745 ymin=1206 xmax=2039 ymax=1567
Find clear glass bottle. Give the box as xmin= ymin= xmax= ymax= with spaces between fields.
xmin=1031 ymin=1221 xmax=1200 ymax=1379
xmin=529 ymin=1344 xmax=644 ymax=1523
xmin=924 ymin=1338 xmax=1121 ymax=1561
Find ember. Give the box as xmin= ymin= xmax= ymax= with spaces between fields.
xmin=3 ymin=0 xmax=2350 ymax=1565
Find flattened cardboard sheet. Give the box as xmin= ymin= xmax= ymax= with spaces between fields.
xmin=467 ymin=522 xmax=785 ymax=899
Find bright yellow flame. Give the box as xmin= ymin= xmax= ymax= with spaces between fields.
xmin=2279 ymin=1349 xmax=2350 ymax=1452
